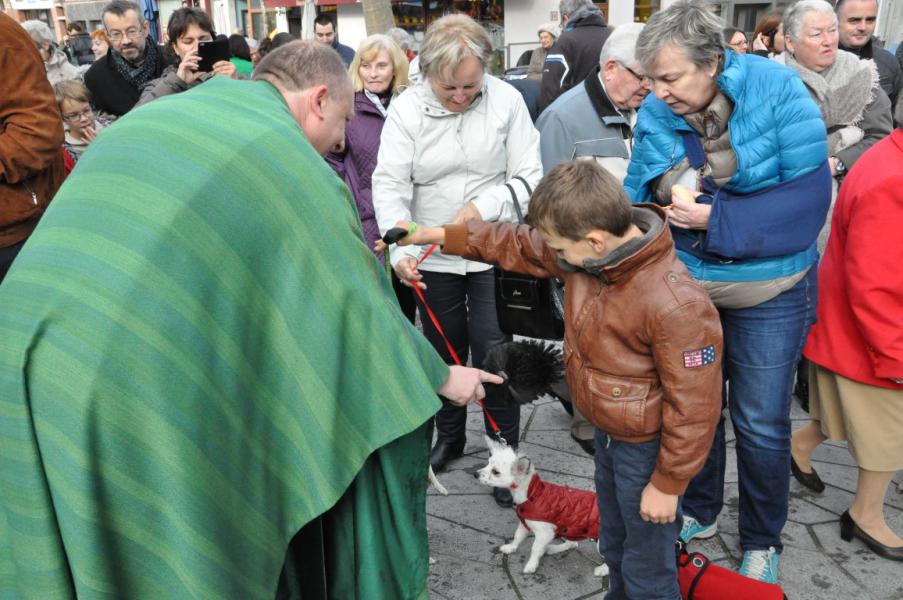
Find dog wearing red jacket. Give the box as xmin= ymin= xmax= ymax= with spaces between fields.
xmin=476 ymin=437 xmax=609 ymax=576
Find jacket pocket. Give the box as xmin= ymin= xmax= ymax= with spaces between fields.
xmin=584 ymin=371 xmax=655 ymax=436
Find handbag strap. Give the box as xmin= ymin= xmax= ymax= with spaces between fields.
xmin=504 ymin=176 xmax=566 ymax=320
xmin=505 ymin=176 xmax=533 ymax=225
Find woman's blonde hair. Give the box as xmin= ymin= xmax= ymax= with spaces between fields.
xmin=54 ymin=79 xmax=92 ymax=108
xmin=349 ymin=34 xmax=410 ymax=94
xmin=418 ymin=14 xmax=493 ymax=80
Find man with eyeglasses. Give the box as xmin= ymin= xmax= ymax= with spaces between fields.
xmin=0 ymin=13 xmax=65 ymax=283
xmin=84 ymin=0 xmax=166 ymax=116
xmin=535 ymin=23 xmax=650 ymax=455
xmin=835 ymin=0 xmax=901 ymax=114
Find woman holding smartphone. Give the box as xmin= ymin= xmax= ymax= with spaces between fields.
xmin=136 ymin=8 xmax=236 ymax=107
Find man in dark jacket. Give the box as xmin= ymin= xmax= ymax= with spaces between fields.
xmin=84 ymin=0 xmax=166 ymax=116
xmin=538 ymin=0 xmax=611 ymax=114
xmin=0 ymin=13 xmax=65 ymax=282
xmin=64 ymin=22 xmax=95 ymax=66
xmin=314 ymin=13 xmax=355 ymax=67
xmin=836 ymin=0 xmax=902 ymax=112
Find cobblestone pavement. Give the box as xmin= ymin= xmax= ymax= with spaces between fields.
xmin=426 ymin=397 xmax=903 ymax=600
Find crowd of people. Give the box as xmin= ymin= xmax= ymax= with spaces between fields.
xmin=1 ymin=0 xmax=901 ymax=598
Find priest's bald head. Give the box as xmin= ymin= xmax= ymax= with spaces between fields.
xmin=253 ymin=40 xmax=354 ymax=156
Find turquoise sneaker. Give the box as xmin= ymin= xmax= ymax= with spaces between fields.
xmin=739 ymin=547 xmax=780 ymax=584
xmin=679 ymin=515 xmax=717 ymax=542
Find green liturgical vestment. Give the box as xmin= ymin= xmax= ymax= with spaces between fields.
xmin=0 ymin=78 xmax=446 ymax=599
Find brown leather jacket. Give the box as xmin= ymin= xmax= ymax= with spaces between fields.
xmin=0 ymin=13 xmax=65 ymax=249
xmin=443 ymin=205 xmax=722 ymax=495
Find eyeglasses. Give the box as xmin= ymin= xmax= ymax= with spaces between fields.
xmin=619 ymin=62 xmax=651 ymax=84
xmin=107 ymin=27 xmax=143 ymax=42
xmin=62 ymin=108 xmax=94 ymax=122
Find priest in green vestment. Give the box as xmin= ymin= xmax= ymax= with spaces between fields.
xmin=0 ymin=41 xmax=500 ymax=600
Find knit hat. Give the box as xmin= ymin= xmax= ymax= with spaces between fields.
xmin=538 ymin=21 xmax=561 ymax=38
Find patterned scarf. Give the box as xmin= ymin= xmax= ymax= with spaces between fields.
xmin=111 ymin=37 xmax=160 ymax=89
xmin=784 ymin=49 xmax=879 ymax=154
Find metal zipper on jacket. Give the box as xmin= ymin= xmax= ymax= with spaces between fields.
xmin=22 ymin=180 xmax=38 ymax=205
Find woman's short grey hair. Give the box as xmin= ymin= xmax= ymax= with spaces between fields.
xmin=599 ymin=22 xmax=645 ymax=67
xmin=783 ymin=0 xmax=836 ymax=42
xmin=635 ymin=0 xmax=725 ymax=72
xmin=559 ymin=0 xmax=594 ymax=19
xmin=22 ymin=20 xmax=56 ymax=47
xmin=419 ymin=14 xmax=493 ymax=80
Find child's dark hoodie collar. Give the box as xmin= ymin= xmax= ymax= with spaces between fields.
xmin=557 ymin=205 xmax=670 ymax=284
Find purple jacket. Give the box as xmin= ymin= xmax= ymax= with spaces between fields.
xmin=327 ymin=91 xmax=387 ymax=263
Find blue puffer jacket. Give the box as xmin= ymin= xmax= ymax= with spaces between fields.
xmin=624 ymin=51 xmax=828 ymax=283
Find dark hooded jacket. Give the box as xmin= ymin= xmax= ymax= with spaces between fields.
xmin=538 ymin=7 xmax=611 ymax=113
xmin=841 ymin=37 xmax=902 ymax=112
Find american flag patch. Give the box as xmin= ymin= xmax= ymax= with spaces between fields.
xmin=683 ymin=345 xmax=716 ymax=368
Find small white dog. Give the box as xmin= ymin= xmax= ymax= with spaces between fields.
xmin=476 ymin=437 xmax=609 ymax=577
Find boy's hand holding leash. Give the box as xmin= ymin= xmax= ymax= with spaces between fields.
xmin=374 ymin=221 xmax=447 ymax=289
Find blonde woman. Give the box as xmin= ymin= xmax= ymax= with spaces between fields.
xmin=326 ymin=34 xmax=414 ymax=321
xmin=373 ymin=14 xmax=542 ymax=507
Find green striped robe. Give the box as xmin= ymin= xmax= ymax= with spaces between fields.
xmin=0 ymin=78 xmax=447 ymax=599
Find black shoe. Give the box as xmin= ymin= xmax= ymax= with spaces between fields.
xmin=790 ymin=454 xmax=825 ymax=493
xmin=429 ymin=438 xmax=465 ymax=472
xmin=840 ymin=510 xmax=903 ymax=562
xmin=571 ymin=433 xmax=595 ymax=456
xmin=493 ymin=487 xmax=514 ymax=508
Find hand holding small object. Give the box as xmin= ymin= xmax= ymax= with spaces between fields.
xmin=668 ymin=184 xmax=711 ymax=230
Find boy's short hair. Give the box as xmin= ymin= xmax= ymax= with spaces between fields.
xmin=529 ymin=161 xmax=633 ymax=240
xmin=54 ymin=79 xmax=92 ymax=107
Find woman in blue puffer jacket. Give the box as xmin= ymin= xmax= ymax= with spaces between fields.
xmin=624 ymin=0 xmax=830 ymax=585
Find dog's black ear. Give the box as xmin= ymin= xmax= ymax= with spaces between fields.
xmin=515 ymin=456 xmax=532 ymax=476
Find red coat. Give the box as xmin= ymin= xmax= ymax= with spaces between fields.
xmin=515 ymin=475 xmax=599 ymax=541
xmin=803 ymin=130 xmax=903 ymax=389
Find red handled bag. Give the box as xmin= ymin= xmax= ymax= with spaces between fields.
xmin=677 ymin=542 xmax=787 ymax=600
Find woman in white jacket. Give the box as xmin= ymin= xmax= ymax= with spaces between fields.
xmin=373 ymin=14 xmax=542 ymax=508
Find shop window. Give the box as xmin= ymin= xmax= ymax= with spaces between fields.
xmin=635 ymin=0 xmax=660 ymax=23
xmin=391 ymin=0 xmax=505 ymax=74
xmin=593 ymin=2 xmax=608 ymax=21
xmin=734 ymin=3 xmax=771 ymax=34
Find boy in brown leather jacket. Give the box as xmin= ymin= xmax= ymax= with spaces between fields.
xmin=383 ymin=160 xmax=723 ymax=599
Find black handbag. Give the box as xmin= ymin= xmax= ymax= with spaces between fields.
xmin=493 ymin=177 xmax=565 ymax=341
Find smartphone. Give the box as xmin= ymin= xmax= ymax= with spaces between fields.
xmin=197 ymin=38 xmax=231 ymax=72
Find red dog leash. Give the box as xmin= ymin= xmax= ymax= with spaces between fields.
xmin=412 ymin=244 xmax=506 ymax=445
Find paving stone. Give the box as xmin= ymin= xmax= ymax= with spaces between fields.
xmin=524 ymin=401 xmax=572 ymax=431
xmin=787 ymin=496 xmax=841 ymax=524
xmin=428 ymin=555 xmax=519 ymax=600
xmin=809 ymin=522 xmax=901 ymax=600
xmin=428 ymin=494 xmax=519 ymax=542
xmin=777 ymin=545 xmax=877 ymax=600
xmin=503 ymin=546 xmax=606 ymax=600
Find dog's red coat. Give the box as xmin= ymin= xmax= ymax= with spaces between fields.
xmin=515 ymin=475 xmax=600 ymax=541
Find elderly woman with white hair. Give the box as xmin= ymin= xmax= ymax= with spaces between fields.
xmin=21 ymin=20 xmax=83 ymax=84
xmin=624 ymin=0 xmax=832 ymax=584
xmin=527 ymin=21 xmax=560 ymax=82
xmin=373 ymin=14 xmax=542 ymax=508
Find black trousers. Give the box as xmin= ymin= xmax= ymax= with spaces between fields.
xmin=0 ymin=240 xmax=26 ymax=284
xmin=416 ymin=269 xmax=519 ymax=444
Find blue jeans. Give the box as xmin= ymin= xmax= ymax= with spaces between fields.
xmin=416 ymin=269 xmax=518 ymax=443
xmin=683 ymin=267 xmax=817 ymax=552
xmin=594 ymin=431 xmax=681 ymax=600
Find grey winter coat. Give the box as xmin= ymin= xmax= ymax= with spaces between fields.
xmin=135 ymin=65 xmax=212 ymax=108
